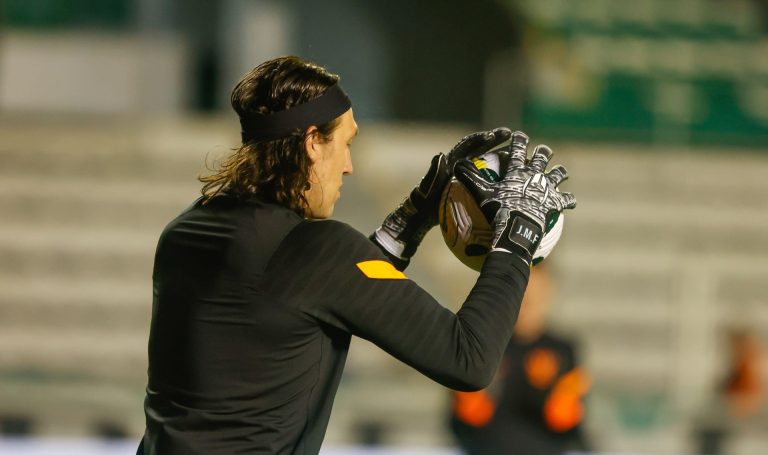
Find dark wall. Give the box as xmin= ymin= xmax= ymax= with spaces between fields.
xmin=294 ymin=0 xmax=522 ymax=125
xmin=368 ymin=0 xmax=521 ymax=124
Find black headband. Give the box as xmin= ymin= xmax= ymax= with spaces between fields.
xmin=239 ymin=83 xmax=351 ymax=143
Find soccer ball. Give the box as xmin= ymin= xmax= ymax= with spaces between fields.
xmin=438 ymin=151 xmax=564 ymax=271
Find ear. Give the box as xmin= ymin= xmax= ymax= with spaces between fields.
xmin=304 ymin=126 xmax=321 ymax=163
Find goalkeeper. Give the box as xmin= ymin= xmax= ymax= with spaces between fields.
xmin=137 ymin=55 xmax=576 ymax=454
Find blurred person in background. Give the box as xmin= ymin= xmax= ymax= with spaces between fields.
xmin=136 ymin=56 xmax=577 ymax=454
xmin=722 ymin=329 xmax=765 ymax=418
xmin=450 ymin=264 xmax=591 ymax=455
xmin=694 ymin=328 xmax=766 ymax=455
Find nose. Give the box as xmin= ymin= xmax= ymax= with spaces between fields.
xmin=344 ymin=151 xmax=353 ymax=175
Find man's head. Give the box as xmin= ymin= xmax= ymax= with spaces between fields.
xmin=200 ymin=56 xmax=356 ymax=218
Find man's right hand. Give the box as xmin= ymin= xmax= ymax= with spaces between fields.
xmin=454 ymin=131 xmax=576 ymax=265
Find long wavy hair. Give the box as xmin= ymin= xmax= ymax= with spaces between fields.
xmin=199 ymin=56 xmax=341 ymax=216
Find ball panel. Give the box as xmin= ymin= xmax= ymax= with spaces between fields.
xmin=532 ymin=212 xmax=564 ymax=265
xmin=438 ymin=181 xmax=460 ymax=249
xmin=439 ymin=178 xmax=493 ymax=272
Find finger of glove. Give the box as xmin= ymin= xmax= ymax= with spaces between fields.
xmin=529 ymin=144 xmax=553 ymax=173
xmin=508 ymin=131 xmax=530 ymax=170
xmin=417 ymin=153 xmax=449 ymax=198
xmin=454 ymin=159 xmax=496 ymax=204
xmin=490 ymin=126 xmax=513 ymax=138
xmin=545 ymin=164 xmax=569 ymax=187
xmin=558 ymin=192 xmax=577 ymax=210
xmin=480 ymin=127 xmax=512 ymax=151
xmin=449 ymin=127 xmax=513 ymax=164
xmin=447 ymin=131 xmax=495 ymax=165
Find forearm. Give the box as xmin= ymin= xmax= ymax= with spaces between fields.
xmin=435 ymin=252 xmax=529 ymax=390
xmin=353 ymin=252 xmax=529 ymax=392
xmin=272 ymin=219 xmax=530 ymax=391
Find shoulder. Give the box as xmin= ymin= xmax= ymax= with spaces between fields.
xmin=265 ymin=219 xmax=403 ymax=301
xmin=161 ymin=196 xmax=303 ymax=239
xmin=298 ymin=218 xmax=359 ymax=233
xmin=268 ymin=218 xmax=404 ymax=282
xmin=286 ymin=219 xmax=375 ymax=250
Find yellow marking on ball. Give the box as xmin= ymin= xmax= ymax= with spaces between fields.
xmin=472 ymin=158 xmax=488 ymax=170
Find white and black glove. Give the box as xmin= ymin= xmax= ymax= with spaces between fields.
xmin=454 ymin=131 xmax=576 ymax=266
xmin=372 ymin=127 xmax=513 ymax=270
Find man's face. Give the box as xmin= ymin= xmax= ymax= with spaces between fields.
xmin=304 ymin=109 xmax=357 ymax=219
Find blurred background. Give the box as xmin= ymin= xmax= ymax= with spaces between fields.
xmin=1 ymin=0 xmax=768 ymax=454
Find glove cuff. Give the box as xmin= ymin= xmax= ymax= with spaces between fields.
xmin=370 ymin=229 xmax=410 ymax=271
xmin=491 ymin=211 xmax=544 ymax=266
xmin=373 ymin=227 xmax=407 ymax=260
xmin=377 ymin=178 xmax=438 ymax=256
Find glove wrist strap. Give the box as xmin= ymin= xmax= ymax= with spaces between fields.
xmin=491 ymin=213 xmax=544 ymax=265
xmin=373 ymin=227 xmax=407 ymax=260
xmin=370 ymin=229 xmax=411 ymax=271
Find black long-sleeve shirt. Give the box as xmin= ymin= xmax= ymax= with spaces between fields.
xmin=138 ymin=195 xmax=529 ymax=454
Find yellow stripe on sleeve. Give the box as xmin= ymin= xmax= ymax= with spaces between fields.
xmin=356 ymin=260 xmax=407 ymax=280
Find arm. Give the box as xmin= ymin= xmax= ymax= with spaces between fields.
xmin=268 ymin=219 xmax=529 ymax=391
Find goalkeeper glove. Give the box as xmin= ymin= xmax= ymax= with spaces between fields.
xmin=454 ymin=131 xmax=576 ymax=266
xmin=372 ymin=127 xmax=513 ymax=270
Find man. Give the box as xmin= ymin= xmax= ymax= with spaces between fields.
xmin=137 ymin=56 xmax=576 ymax=454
